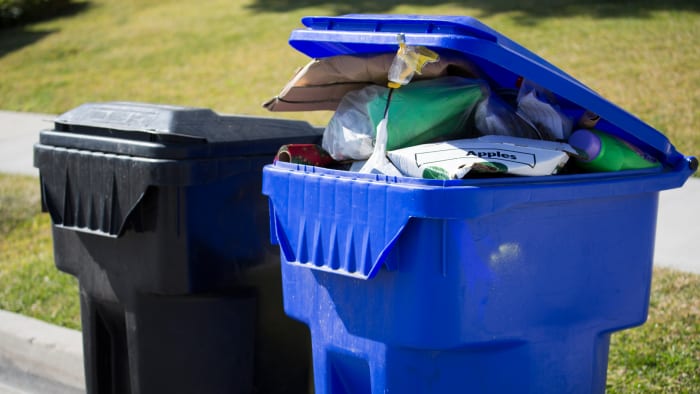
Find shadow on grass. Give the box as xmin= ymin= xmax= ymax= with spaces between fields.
xmin=247 ymin=0 xmax=700 ymax=23
xmin=0 ymin=1 xmax=91 ymax=58
xmin=0 ymin=28 xmax=54 ymax=58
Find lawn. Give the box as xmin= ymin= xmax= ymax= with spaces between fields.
xmin=0 ymin=174 xmax=80 ymax=329
xmin=0 ymin=0 xmax=698 ymax=392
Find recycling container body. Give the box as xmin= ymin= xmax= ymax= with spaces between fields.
xmin=262 ymin=15 xmax=698 ymax=394
xmin=35 ymin=102 xmax=320 ymax=394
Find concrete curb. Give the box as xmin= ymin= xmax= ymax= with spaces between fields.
xmin=0 ymin=310 xmax=84 ymax=391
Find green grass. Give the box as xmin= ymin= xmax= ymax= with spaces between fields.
xmin=607 ymin=268 xmax=700 ymax=393
xmin=0 ymin=174 xmax=80 ymax=329
xmin=0 ymin=172 xmax=698 ymax=391
xmin=0 ymin=0 xmax=698 ymax=156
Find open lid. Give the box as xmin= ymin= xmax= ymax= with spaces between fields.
xmin=288 ymin=14 xmax=693 ymax=170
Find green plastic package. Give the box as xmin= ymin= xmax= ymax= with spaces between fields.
xmin=368 ymin=77 xmax=487 ymax=150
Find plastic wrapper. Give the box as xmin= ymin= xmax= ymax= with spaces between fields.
xmin=357 ymin=118 xmax=403 ymax=175
xmin=274 ymin=144 xmax=337 ymax=167
xmin=387 ymin=135 xmax=577 ymax=179
xmin=473 ymin=89 xmax=543 ymax=139
xmin=321 ymin=85 xmax=384 ymax=160
xmin=387 ymin=35 xmax=439 ymax=88
xmin=322 ymin=77 xmax=487 ymax=161
xmin=516 ymin=79 xmax=574 ymax=141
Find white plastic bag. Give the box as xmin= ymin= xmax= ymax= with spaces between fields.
xmin=358 ymin=118 xmax=403 ymax=176
xmin=321 ymin=85 xmax=387 ymax=161
xmin=473 ymin=91 xmax=542 ymax=139
xmin=516 ymin=80 xmax=573 ymax=141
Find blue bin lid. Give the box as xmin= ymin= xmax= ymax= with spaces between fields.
xmin=288 ymin=14 xmax=693 ymax=170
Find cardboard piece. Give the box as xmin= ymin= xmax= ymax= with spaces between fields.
xmin=263 ymin=53 xmax=479 ymax=112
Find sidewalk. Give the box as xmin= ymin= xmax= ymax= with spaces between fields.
xmin=0 ymin=111 xmax=51 ymax=177
xmin=0 ymin=110 xmax=83 ymax=393
xmin=0 ymin=310 xmax=84 ymax=394
xmin=0 ymin=110 xmax=698 ymax=393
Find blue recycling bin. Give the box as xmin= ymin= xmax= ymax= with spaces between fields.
xmin=262 ymin=15 xmax=698 ymax=394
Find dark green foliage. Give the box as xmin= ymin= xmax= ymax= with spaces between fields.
xmin=0 ymin=0 xmax=72 ymax=27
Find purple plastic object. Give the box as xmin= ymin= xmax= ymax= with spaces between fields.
xmin=569 ymin=129 xmax=602 ymax=162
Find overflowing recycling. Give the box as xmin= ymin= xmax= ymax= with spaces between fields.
xmin=261 ymin=14 xmax=696 ymax=394
xmin=265 ymin=28 xmax=667 ymax=180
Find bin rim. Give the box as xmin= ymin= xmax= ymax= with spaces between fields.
xmin=263 ymin=160 xmax=693 ymax=280
xmin=286 ymin=14 xmax=695 ymax=172
xmin=266 ymin=160 xmax=693 ymax=191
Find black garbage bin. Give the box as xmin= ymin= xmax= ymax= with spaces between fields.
xmin=34 ymin=102 xmax=321 ymax=394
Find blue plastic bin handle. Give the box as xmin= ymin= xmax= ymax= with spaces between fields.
xmin=263 ymin=164 xmax=416 ymax=279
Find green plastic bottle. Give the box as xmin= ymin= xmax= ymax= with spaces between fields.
xmin=568 ymin=129 xmax=661 ymax=172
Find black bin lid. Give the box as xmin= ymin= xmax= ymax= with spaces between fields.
xmin=39 ymin=102 xmax=322 ymax=159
